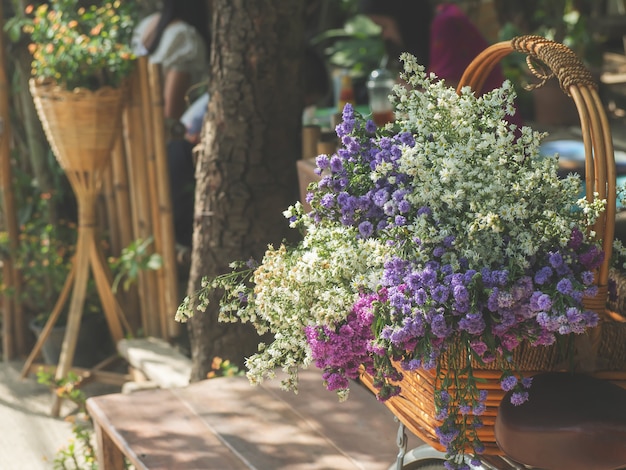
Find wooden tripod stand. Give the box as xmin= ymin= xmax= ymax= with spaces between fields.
xmin=24 ymin=79 xmax=133 ymax=416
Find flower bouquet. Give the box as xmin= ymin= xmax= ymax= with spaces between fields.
xmin=178 ymin=40 xmax=618 ymax=467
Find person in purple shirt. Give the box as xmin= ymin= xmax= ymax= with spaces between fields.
xmin=359 ymin=1 xmax=508 ymax=92
xmin=359 ymin=0 xmax=523 ymax=125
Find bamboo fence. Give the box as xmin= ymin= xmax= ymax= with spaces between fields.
xmin=107 ymin=56 xmax=180 ymax=340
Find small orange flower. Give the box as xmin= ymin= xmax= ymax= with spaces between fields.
xmin=90 ymin=23 xmax=103 ymax=36
xmin=24 ymin=4 xmax=34 ymax=14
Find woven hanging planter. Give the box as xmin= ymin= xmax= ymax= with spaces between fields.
xmin=29 ymin=78 xmax=126 ymax=176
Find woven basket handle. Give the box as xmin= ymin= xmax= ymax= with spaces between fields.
xmin=459 ymin=35 xmax=598 ymax=96
xmin=459 ymin=35 xmax=616 ymax=334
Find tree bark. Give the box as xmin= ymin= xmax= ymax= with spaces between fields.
xmin=187 ymin=0 xmax=306 ymax=381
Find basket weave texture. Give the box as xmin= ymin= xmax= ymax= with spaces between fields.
xmin=361 ymin=35 xmax=625 ymax=456
xmin=29 ymin=78 xmax=126 ymax=175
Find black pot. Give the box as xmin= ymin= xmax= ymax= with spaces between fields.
xmin=28 ymin=314 xmax=112 ymax=368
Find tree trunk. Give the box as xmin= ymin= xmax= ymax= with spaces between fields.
xmin=187 ymin=0 xmax=306 ymax=381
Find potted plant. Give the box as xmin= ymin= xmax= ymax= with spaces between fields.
xmin=177 ymin=49 xmax=622 ymax=467
xmin=18 ymin=0 xmax=136 ymax=164
xmin=10 ymin=0 xmax=137 ymax=91
xmin=0 ymin=193 xmax=111 ymax=367
xmin=6 ymin=1 xmax=139 ymax=376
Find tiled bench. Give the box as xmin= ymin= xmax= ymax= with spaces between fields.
xmin=86 ymin=369 xmax=422 ymax=469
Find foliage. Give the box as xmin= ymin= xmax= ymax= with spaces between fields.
xmin=312 ymin=14 xmax=385 ymax=77
xmin=0 ymin=192 xmax=81 ymax=321
xmin=6 ymin=0 xmax=137 ymax=90
xmin=498 ymin=0 xmax=601 ymax=66
xmin=177 ymin=53 xmax=616 ymax=467
xmin=37 ymin=370 xmax=98 ymax=470
xmin=110 ymin=237 xmax=163 ymax=293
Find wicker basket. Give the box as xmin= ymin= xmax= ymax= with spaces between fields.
xmin=29 ymin=78 xmax=126 ymax=180
xmin=360 ymin=35 xmax=625 ymax=456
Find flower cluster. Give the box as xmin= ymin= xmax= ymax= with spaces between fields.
xmin=177 ymin=53 xmax=610 ymax=467
xmin=14 ymin=0 xmax=136 ymax=90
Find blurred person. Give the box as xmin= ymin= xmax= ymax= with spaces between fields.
xmin=132 ymin=0 xmax=210 ymax=249
xmin=132 ymin=0 xmax=210 ymax=121
xmin=359 ymin=0 xmax=523 ymax=129
xmin=358 ymin=0 xmax=506 ymax=93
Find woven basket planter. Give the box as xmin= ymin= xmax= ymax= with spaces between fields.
xmin=29 ymin=78 xmax=126 ymax=178
xmin=361 ymin=35 xmax=625 ymax=456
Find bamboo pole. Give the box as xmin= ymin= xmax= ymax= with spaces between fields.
xmin=111 ymin=131 xmax=141 ymax=332
xmin=144 ymin=64 xmax=168 ymax=339
xmin=137 ymin=58 xmax=161 ymax=337
xmin=148 ymin=62 xmax=179 ymax=339
xmin=102 ymin=164 xmax=121 ymax=255
xmin=122 ymin=58 xmax=159 ymax=336
xmin=0 ymin=0 xmax=25 ymax=359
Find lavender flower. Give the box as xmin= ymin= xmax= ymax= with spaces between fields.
xmin=500 ymin=375 xmax=518 ymax=392
xmin=510 ymin=391 xmax=529 ymax=405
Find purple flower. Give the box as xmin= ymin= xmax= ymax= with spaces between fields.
xmin=510 ymin=391 xmax=529 ymax=405
xmin=435 ymin=427 xmax=459 ymax=447
xmin=534 ymin=267 xmax=553 ymax=285
xmin=365 ymin=119 xmax=377 ymax=134
xmin=581 ymin=271 xmax=595 ymax=286
xmin=433 ymin=246 xmax=446 ymax=258
xmin=569 ymin=228 xmax=584 ymax=248
xmin=549 ymin=252 xmax=564 ymax=269
xmin=417 ymin=206 xmax=432 ymax=217
xmin=421 ymin=266 xmax=438 ymax=287
xmin=500 ymin=375 xmax=518 ymax=391
xmin=373 ymin=189 xmax=389 ymax=207
xmin=398 ymin=199 xmax=411 ymax=213
xmin=358 ymin=221 xmax=374 ymax=238
xmin=435 ymin=407 xmax=449 ymax=421
xmin=453 ymin=284 xmax=469 ymax=303
xmin=431 ymin=285 xmax=450 ymax=304
xmin=320 ymin=193 xmax=335 ymax=209
xmin=414 ymin=288 xmax=428 ymax=305
xmin=315 ymin=154 xmax=330 ymax=170
xmin=579 ymin=246 xmax=604 ymax=270
xmin=470 ymin=340 xmax=488 ymax=356
xmin=536 ymin=293 xmax=553 ymax=311
xmin=398 ymin=131 xmax=415 ymax=147
xmin=473 ymin=402 xmax=486 ymax=416
xmin=431 ymin=313 xmax=451 ymax=338
xmin=556 ymin=278 xmax=574 ymax=295
xmin=566 ymin=307 xmax=583 ymax=324
xmin=459 ymin=313 xmax=485 ymax=335
xmin=394 ymin=215 xmax=407 ymax=226
xmin=379 ymin=137 xmax=392 ymax=149
xmin=329 ymin=155 xmax=344 ymax=172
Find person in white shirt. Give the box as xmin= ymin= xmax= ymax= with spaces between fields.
xmin=132 ymin=0 xmax=210 ymax=249
xmin=132 ymin=0 xmax=210 ymax=121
